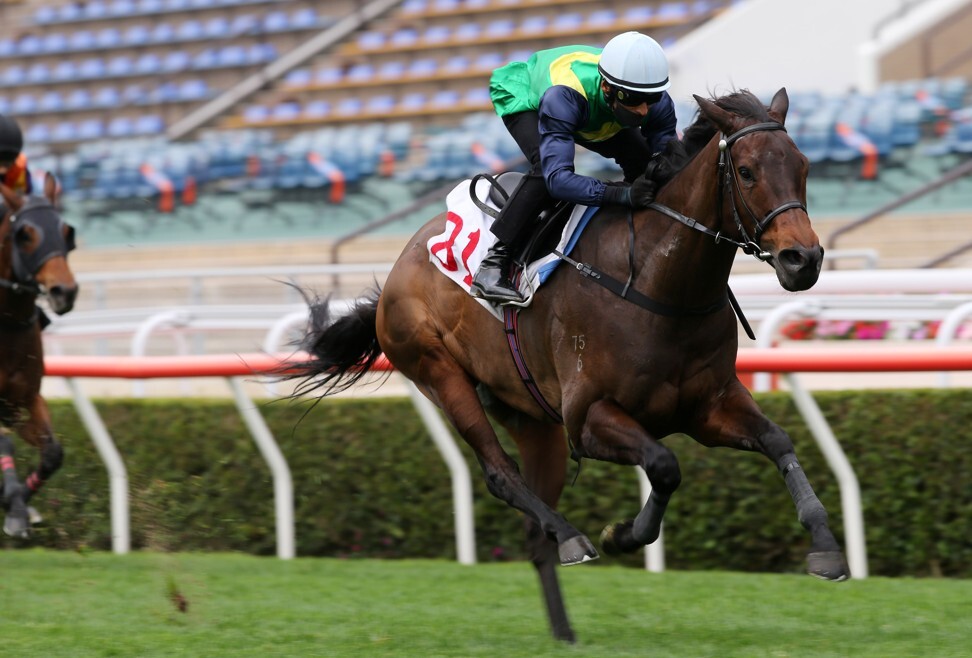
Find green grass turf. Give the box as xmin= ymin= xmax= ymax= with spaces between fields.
xmin=1 ymin=550 xmax=970 ymax=657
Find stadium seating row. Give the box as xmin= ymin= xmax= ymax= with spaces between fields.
xmin=0 ymin=8 xmax=326 ymax=58
xmin=31 ymin=0 xmax=287 ymax=25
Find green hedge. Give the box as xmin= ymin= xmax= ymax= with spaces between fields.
xmin=3 ymin=391 xmax=970 ymax=577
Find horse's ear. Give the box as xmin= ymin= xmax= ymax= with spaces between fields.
xmin=693 ymin=94 xmax=736 ymax=134
xmin=44 ymin=172 xmax=60 ymax=206
xmin=768 ymin=87 xmax=789 ymax=125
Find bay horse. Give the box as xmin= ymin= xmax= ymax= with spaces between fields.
xmin=291 ymin=89 xmax=847 ymax=641
xmin=0 ymin=173 xmax=78 ymax=538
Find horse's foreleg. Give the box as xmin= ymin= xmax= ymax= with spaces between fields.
xmin=0 ymin=431 xmax=30 ymax=538
xmin=20 ymin=399 xmax=63 ymax=507
xmin=503 ymin=413 xmax=575 ymax=642
xmin=571 ymin=399 xmax=681 ymax=555
xmin=697 ymin=384 xmax=849 ymax=581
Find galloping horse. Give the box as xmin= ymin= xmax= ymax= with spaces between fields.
xmin=0 ymin=173 xmax=78 ymax=538
xmin=291 ymin=89 xmax=847 ymax=641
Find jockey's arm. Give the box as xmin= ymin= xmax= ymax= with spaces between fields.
xmin=537 ymin=86 xmax=615 ymax=206
xmin=640 ymin=93 xmax=679 ymax=157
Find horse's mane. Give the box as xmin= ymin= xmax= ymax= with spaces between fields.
xmin=651 ymin=89 xmax=771 ymax=183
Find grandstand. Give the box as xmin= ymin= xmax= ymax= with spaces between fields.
xmin=2 ymin=0 xmax=972 ymax=310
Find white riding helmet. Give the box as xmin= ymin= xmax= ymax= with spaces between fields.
xmin=598 ymin=31 xmax=670 ymax=94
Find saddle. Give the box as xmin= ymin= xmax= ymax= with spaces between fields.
xmin=479 ymin=171 xmax=574 ymax=266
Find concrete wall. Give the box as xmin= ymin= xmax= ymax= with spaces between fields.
xmin=666 ymin=0 xmax=969 ymax=103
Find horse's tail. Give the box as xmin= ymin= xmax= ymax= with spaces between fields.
xmin=286 ymin=287 xmax=387 ymax=398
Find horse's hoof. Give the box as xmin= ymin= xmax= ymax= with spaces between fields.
xmin=559 ymin=535 xmax=599 ymax=566
xmin=807 ymin=551 xmax=850 ymax=581
xmin=3 ymin=513 xmax=31 ymax=539
xmin=599 ymin=520 xmax=635 ymax=556
xmin=27 ymin=506 xmax=43 ymax=526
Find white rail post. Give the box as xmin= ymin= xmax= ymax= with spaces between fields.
xmin=637 ymin=467 xmax=665 ymax=572
xmin=67 ymin=377 xmax=130 ymax=554
xmin=406 ymin=381 xmax=477 ymax=565
xmin=227 ymin=377 xmax=295 ymax=560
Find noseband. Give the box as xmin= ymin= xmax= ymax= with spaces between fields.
xmin=648 ymin=121 xmax=807 ymax=262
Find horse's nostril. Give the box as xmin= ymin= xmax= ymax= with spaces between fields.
xmin=778 ymin=248 xmax=808 ymax=271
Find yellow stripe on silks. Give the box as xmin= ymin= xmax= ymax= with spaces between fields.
xmin=548 ymin=51 xmax=600 ymax=99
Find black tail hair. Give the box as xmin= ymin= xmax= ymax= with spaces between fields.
xmin=285 ymin=286 xmax=387 ymax=398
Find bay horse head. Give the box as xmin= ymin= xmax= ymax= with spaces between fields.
xmin=687 ymin=88 xmax=822 ymax=291
xmin=0 ymin=172 xmax=78 ymax=315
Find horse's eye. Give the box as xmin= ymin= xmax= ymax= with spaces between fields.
xmin=14 ymin=225 xmax=33 ymax=246
xmin=738 ymin=167 xmax=754 ymax=182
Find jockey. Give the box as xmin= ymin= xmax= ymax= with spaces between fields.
xmin=471 ymin=32 xmax=678 ymax=304
xmin=0 ymin=114 xmax=32 ymax=203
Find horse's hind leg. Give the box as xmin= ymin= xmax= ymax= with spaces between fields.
xmin=0 ymin=431 xmax=31 ymax=538
xmin=409 ymin=354 xmax=597 ymax=566
xmin=493 ymin=404 xmax=576 ymax=642
xmin=569 ymin=399 xmax=682 ymax=555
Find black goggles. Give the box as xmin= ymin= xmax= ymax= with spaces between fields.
xmin=615 ymin=88 xmax=663 ymax=107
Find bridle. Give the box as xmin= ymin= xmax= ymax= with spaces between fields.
xmin=648 ymin=121 xmax=807 ymax=262
xmin=0 ymin=201 xmax=76 ymax=297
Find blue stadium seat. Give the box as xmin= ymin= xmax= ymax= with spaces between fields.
xmin=658 ymin=2 xmax=690 ymax=21
xmin=79 ymin=58 xmax=107 ymax=79
xmin=108 ymin=55 xmax=135 ymax=77
xmin=249 ymin=42 xmax=276 ymax=63
xmin=347 ymin=63 xmax=376 ymax=82
xmin=377 ymin=60 xmax=406 ymax=79
xmin=12 ymin=94 xmax=36 ymax=114
xmin=78 ymin=119 xmax=105 ymax=140
xmin=18 ymin=35 xmax=43 ymax=56
xmin=1 ymin=66 xmax=25 ymax=86
xmin=94 ymin=87 xmax=121 ymax=107
xmin=263 ymin=11 xmax=289 ymax=32
xmin=303 ymin=99 xmax=331 ymax=118
xmin=25 ymin=123 xmax=50 ymax=143
xmin=58 ymin=3 xmax=82 ymax=21
xmin=152 ymin=23 xmax=175 ymax=43
xmin=83 ymin=0 xmax=109 ymax=20
xmin=474 ymin=51 xmax=504 ymax=71
xmin=138 ymin=0 xmax=164 ymax=14
xmin=109 ymin=0 xmax=137 ymax=17
xmin=203 ymin=17 xmax=229 ymax=39
xmin=150 ymin=82 xmax=181 ymax=103
xmin=290 ymin=8 xmax=318 ymax=30
xmin=335 ymin=98 xmax=364 ymax=116
xmin=454 ymin=22 xmax=481 ymax=41
xmin=178 ymin=79 xmax=209 ymax=100
xmin=163 ymin=50 xmax=191 ymax=73
xmin=230 ymin=14 xmax=258 ymax=36
xmin=26 ymin=63 xmax=51 ymax=84
xmin=177 ymin=19 xmax=204 ymax=41
xmin=443 ymin=55 xmax=469 ymax=74
xmin=193 ymin=48 xmax=219 ymax=69
xmin=390 ymin=27 xmax=420 ymax=46
xmin=422 ymin=25 xmax=451 ymax=44
xmin=165 ymin=0 xmax=189 ymax=10
xmin=39 ymin=91 xmax=64 ymax=112
xmin=96 ymin=28 xmax=122 ymax=49
xmin=0 ymin=96 xmax=9 ymax=114
xmin=121 ymin=83 xmax=144 ymax=104
xmin=399 ymin=92 xmax=426 ymax=111
xmin=519 ymin=16 xmax=548 ymax=34
xmin=34 ymin=5 xmax=57 ymax=24
xmin=124 ymin=24 xmax=150 ymax=45
xmin=484 ymin=19 xmax=514 ymax=38
xmin=107 ymin=117 xmax=134 ymax=138
xmin=357 ymin=31 xmax=385 ymax=50
xmin=365 ymin=95 xmax=396 ymax=114
xmin=550 ymin=13 xmax=583 ymax=32
xmin=315 ymin=67 xmax=342 ymax=85
xmin=68 ymin=30 xmax=94 ymax=51
xmin=134 ymin=115 xmax=164 ymax=135
xmin=401 ymin=0 xmax=427 ymax=13
xmin=271 ymin=101 xmax=301 ymax=121
xmin=407 ymin=58 xmax=437 ymax=77
xmin=52 ymin=60 xmax=77 ymax=82
xmin=52 ymin=122 xmax=78 ymax=143
xmin=66 ymin=89 xmax=93 ymax=110
xmin=0 ymin=39 xmax=15 ymax=57
xmin=42 ymin=32 xmax=68 ymax=53
xmin=217 ymin=45 xmax=247 ymax=67
xmin=243 ymin=105 xmax=269 ymax=123
xmin=587 ymin=9 xmax=617 ymax=27
xmin=283 ymin=68 xmax=312 ymax=88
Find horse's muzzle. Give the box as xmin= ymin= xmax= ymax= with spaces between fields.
xmin=775 ymin=244 xmax=824 ymax=292
xmin=48 ymin=283 xmax=78 ymax=315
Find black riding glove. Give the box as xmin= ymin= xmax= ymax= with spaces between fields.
xmin=628 ymin=175 xmax=658 ymax=208
xmin=601 ymin=177 xmax=657 ymax=208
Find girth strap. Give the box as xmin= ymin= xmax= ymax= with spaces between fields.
xmin=503 ymin=306 xmax=563 ymax=424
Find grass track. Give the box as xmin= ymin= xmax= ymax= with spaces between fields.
xmin=1 ymin=550 xmax=970 ymax=657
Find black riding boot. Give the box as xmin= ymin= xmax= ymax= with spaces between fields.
xmin=470 ymin=241 xmax=523 ymax=303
